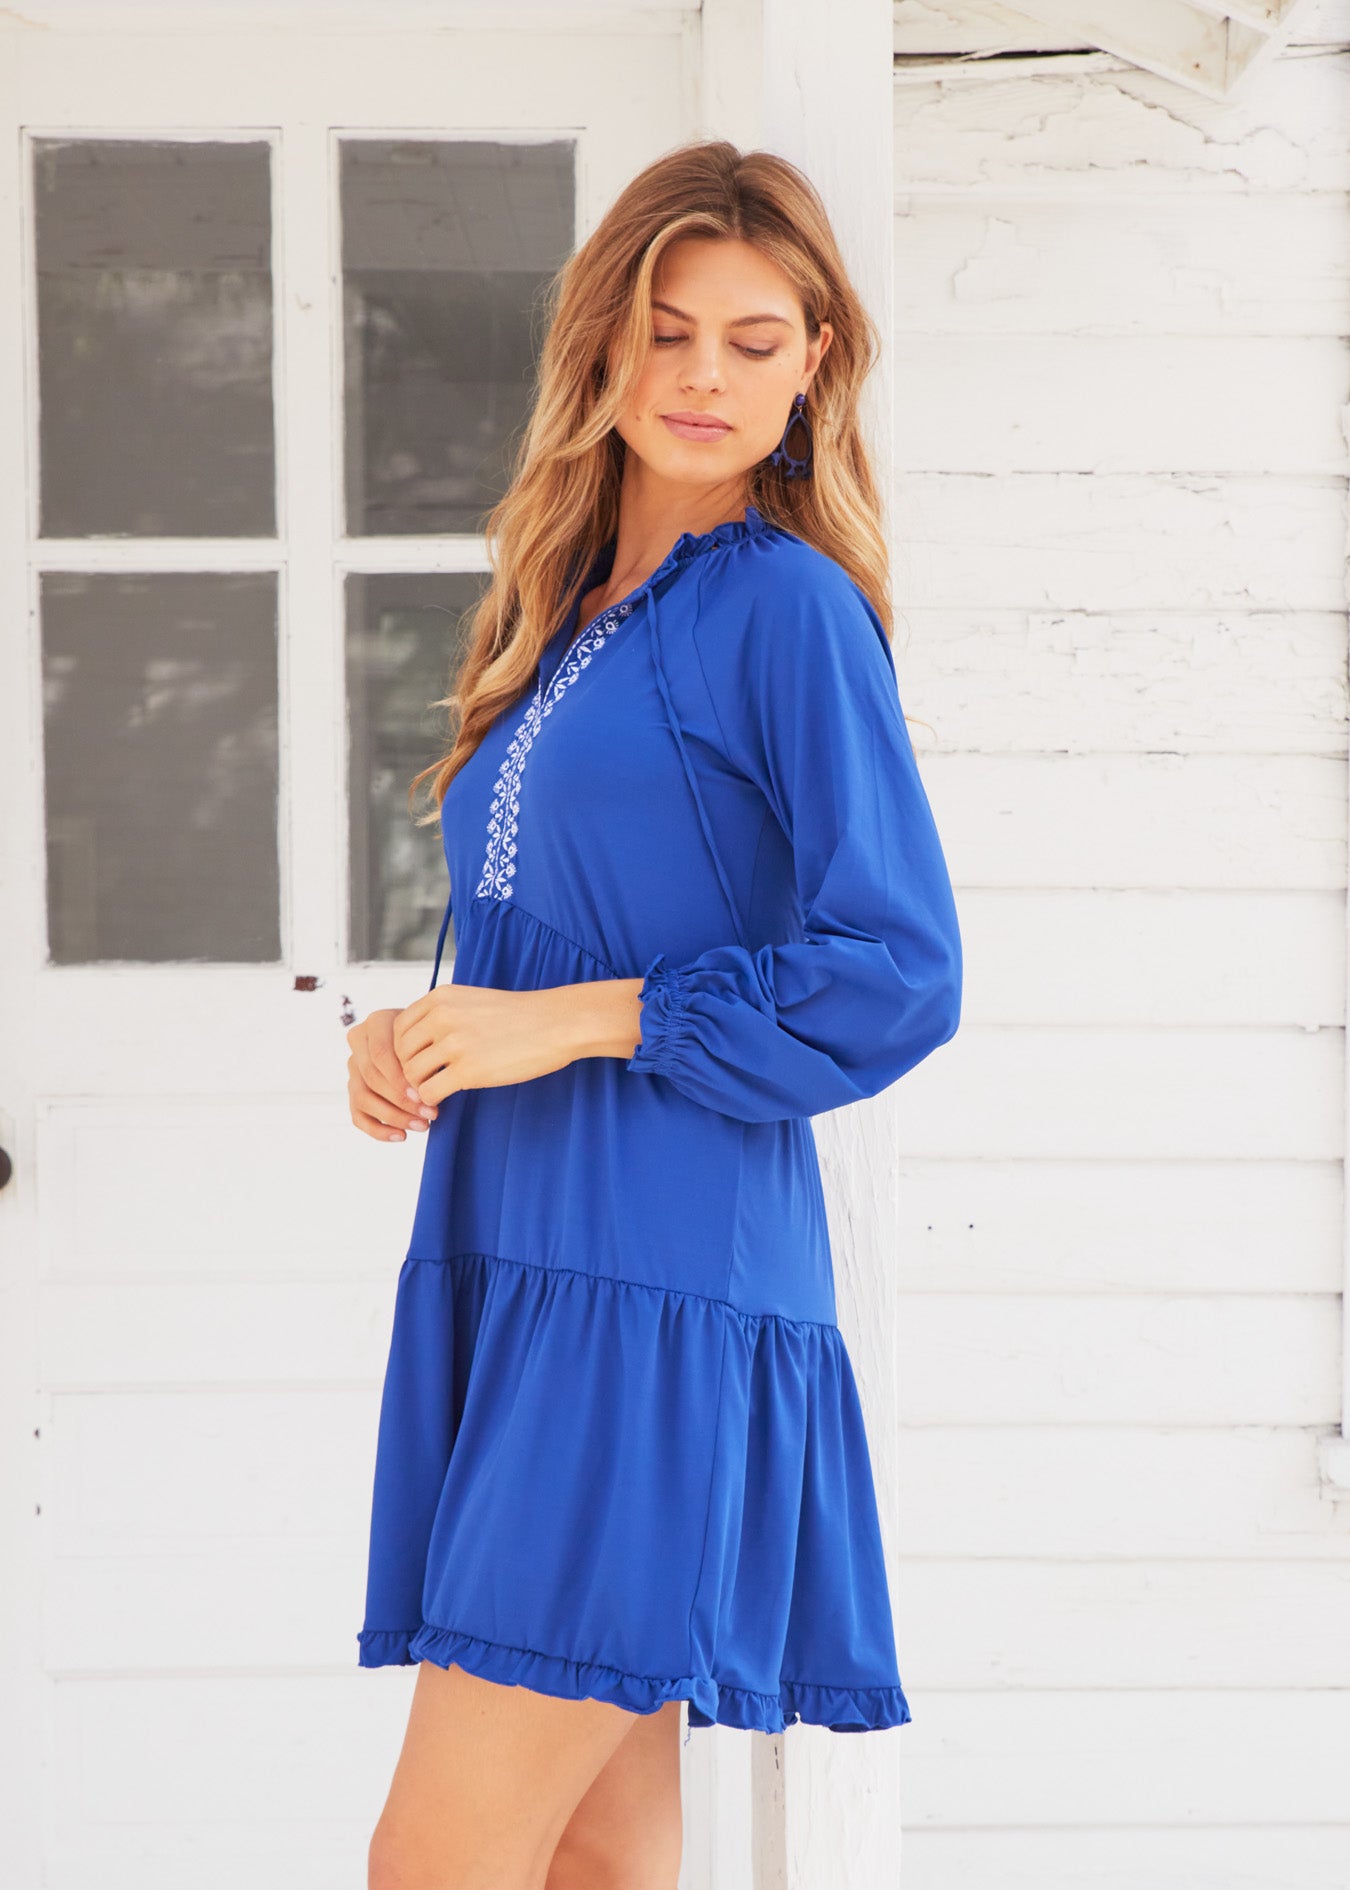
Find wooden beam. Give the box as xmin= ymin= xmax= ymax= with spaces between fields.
xmin=1002 ymin=0 xmax=1310 ymax=98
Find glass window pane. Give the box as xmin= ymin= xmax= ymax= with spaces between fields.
xmin=346 ymin=572 xmax=484 ymax=962
xmin=42 ymin=572 xmax=280 ymax=962
xmin=341 ymin=139 xmax=573 ymax=536
xmin=35 ymin=139 xmax=275 ymax=538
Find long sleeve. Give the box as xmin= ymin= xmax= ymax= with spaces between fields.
xmin=624 ymin=557 xmax=962 ymax=1124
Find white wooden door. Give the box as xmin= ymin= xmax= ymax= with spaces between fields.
xmin=0 ymin=14 xmax=714 ymax=1885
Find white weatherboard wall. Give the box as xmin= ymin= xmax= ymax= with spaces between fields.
xmin=884 ymin=10 xmax=1350 ymax=1887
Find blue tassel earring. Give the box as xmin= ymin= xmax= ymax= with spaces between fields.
xmin=768 ymin=390 xmax=813 ymax=479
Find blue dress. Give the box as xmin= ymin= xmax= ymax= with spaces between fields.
xmin=357 ymin=503 xmax=962 ymax=1735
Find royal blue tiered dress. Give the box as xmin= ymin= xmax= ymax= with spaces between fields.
xmin=357 ymin=503 xmax=962 ymax=1734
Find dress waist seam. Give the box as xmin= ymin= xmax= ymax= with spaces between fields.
xmin=404 ymin=1246 xmax=840 ymax=1333
xmin=468 ymin=890 xmax=624 ymax=979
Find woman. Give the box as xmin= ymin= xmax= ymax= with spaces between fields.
xmin=349 ymin=139 xmax=962 ymax=1890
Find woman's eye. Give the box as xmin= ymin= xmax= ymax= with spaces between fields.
xmin=652 ymin=334 xmax=778 ymax=360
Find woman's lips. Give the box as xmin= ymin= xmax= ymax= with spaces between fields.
xmin=662 ymin=413 xmax=733 ymax=443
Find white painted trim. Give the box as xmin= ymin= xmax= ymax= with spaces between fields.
xmin=695 ymin=3 xmax=907 ymax=1878
xmin=758 ymin=4 xmax=903 ymax=1888
xmin=1320 ymin=263 xmax=1350 ymax=1498
xmin=8 ymin=2 xmax=699 ymax=30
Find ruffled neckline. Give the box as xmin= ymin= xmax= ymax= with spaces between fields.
xmin=662 ymin=502 xmax=771 ymax=569
xmin=579 ymin=504 xmax=771 ymax=595
xmin=552 ymin=503 xmax=770 ymax=666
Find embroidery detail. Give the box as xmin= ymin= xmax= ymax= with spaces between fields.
xmin=475 ymin=599 xmax=635 ymax=902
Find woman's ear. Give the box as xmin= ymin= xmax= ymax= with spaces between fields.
xmin=810 ymin=321 xmax=834 ymax=377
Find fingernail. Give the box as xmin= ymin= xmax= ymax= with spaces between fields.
xmin=405 ymin=1086 xmax=420 ymax=1101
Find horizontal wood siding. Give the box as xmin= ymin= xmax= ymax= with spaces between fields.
xmin=889 ymin=20 xmax=1349 ymax=1885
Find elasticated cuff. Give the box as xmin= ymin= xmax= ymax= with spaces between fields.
xmin=625 ymin=951 xmax=690 ymax=1077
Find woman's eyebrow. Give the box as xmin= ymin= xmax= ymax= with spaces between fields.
xmin=652 ymin=298 xmax=792 ymax=328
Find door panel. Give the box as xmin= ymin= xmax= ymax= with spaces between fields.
xmin=0 ymin=18 xmax=694 ymax=1887
xmin=340 ymin=136 xmax=573 ymax=536
xmin=35 ymin=137 xmax=276 ymax=540
xmin=42 ymin=569 xmax=281 ymax=963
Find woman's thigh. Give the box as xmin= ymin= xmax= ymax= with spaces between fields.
xmin=544 ymin=1700 xmax=683 ymax=1890
xmin=368 ymin=1658 xmax=645 ymax=1890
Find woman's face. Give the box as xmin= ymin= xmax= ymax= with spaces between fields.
xmin=611 ymin=235 xmax=832 ymax=502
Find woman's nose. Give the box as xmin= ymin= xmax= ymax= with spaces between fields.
xmin=681 ymin=356 xmax=726 ymax=392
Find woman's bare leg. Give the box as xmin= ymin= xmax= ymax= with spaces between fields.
xmin=543 ymin=1699 xmax=683 ymax=1890
xmin=367 ymin=1658 xmax=647 ymax=1890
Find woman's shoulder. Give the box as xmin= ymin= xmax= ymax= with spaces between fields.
xmin=742 ymin=516 xmax=858 ymax=588
xmin=713 ymin=519 xmax=892 ymax=673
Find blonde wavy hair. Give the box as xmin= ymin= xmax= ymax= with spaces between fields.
xmin=408 ymin=137 xmax=892 ymax=827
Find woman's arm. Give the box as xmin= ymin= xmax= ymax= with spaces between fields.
xmin=560 ymin=978 xmax=646 ymax=1059
xmin=396 ymin=977 xmax=641 ymax=1103
xmin=615 ymin=557 xmax=962 ymax=1123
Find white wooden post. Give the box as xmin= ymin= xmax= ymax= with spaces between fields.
xmin=699 ymin=4 xmax=904 ymax=1886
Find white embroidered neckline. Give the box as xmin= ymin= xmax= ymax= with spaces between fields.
xmin=474 ymin=597 xmax=635 ymax=902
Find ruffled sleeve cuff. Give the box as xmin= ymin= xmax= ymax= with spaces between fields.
xmin=625 ymin=951 xmax=690 ymax=1078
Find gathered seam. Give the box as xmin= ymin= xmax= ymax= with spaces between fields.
xmin=473 ymin=889 xmax=623 ymax=978
xmin=641 ymin=957 xmax=690 ymax=1069
xmin=359 ymin=1619 xmax=905 ymax=1703
xmin=402 ymin=1246 xmax=841 ymax=1334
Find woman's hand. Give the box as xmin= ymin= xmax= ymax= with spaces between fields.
xmin=347 ymin=1006 xmax=440 ymax=1143
xmin=394 ymin=978 xmax=645 ymax=1105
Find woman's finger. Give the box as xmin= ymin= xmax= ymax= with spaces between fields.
xmin=348 ymin=1061 xmax=435 ymax=1133
xmin=399 ymin=1046 xmax=443 ymax=1091
xmin=372 ymin=1041 xmax=422 ymax=1106
xmin=353 ymin=1047 xmax=436 ymax=1117
xmin=349 ymin=1090 xmax=422 ymax=1140
xmin=350 ymin=1105 xmax=408 ymax=1142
